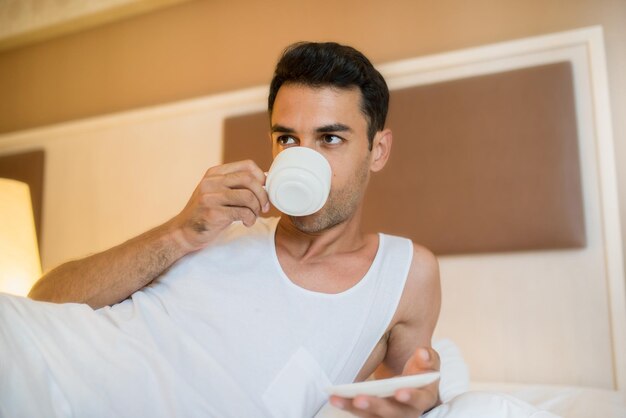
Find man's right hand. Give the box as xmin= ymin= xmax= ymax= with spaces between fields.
xmin=29 ymin=159 xmax=270 ymax=308
xmin=170 ymin=160 xmax=270 ymax=252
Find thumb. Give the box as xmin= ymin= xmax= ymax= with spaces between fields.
xmin=403 ymin=346 xmax=441 ymax=375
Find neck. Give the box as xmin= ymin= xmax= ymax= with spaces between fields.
xmin=275 ymin=208 xmax=366 ymax=261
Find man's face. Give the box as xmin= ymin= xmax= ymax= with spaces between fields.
xmin=270 ymin=83 xmax=373 ymax=233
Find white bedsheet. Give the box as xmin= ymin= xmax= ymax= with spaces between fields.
xmin=2 ymin=293 xmax=624 ymax=418
xmin=0 ymin=293 xmax=262 ymax=417
xmin=316 ymin=384 xmax=626 ymax=418
xmin=470 ymin=382 xmax=626 ymax=418
xmin=316 ymin=391 xmax=561 ymax=417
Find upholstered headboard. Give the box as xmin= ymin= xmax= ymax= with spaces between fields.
xmin=223 ymin=62 xmax=585 ymax=255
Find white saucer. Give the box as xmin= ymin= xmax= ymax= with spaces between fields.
xmin=325 ymin=372 xmax=440 ymax=398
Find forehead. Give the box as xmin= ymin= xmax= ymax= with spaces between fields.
xmin=271 ymin=84 xmax=366 ymax=129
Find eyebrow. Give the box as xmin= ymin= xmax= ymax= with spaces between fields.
xmin=316 ymin=123 xmax=352 ymax=134
xmin=270 ymin=123 xmax=353 ymax=134
xmin=271 ymin=124 xmax=295 ymax=134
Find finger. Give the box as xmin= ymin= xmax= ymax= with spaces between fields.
xmin=336 ymin=395 xmax=415 ymax=418
xmin=220 ymin=170 xmax=264 ymax=189
xmin=394 ymin=386 xmax=439 ymax=413
xmin=224 ymin=206 xmax=257 ymax=227
xmin=205 ymin=160 xmax=266 ymax=183
xmin=403 ymin=347 xmax=440 ymax=375
xmin=221 ymin=171 xmax=270 ymax=213
xmin=328 ymin=396 xmax=376 ymax=418
xmin=356 ymin=395 xmax=416 ymax=418
xmin=198 ymin=190 xmax=254 ymax=216
xmin=224 ymin=189 xmax=263 ymax=217
xmin=200 ymin=187 xmax=263 ymax=218
xmin=202 ymin=170 xmax=269 ymax=214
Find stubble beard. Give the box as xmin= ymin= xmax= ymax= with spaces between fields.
xmin=289 ymin=158 xmax=370 ymax=234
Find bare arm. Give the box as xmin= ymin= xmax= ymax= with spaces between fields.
xmin=374 ymin=244 xmax=441 ymax=377
xmin=330 ymin=243 xmax=442 ymax=417
xmin=29 ymin=160 xmax=270 ymax=309
xmin=28 ymin=220 xmax=189 ymax=309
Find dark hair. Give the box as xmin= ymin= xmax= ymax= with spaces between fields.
xmin=268 ymin=42 xmax=389 ymax=150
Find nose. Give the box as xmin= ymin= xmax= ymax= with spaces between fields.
xmin=296 ymin=137 xmax=317 ymax=150
xmin=274 ymin=140 xmax=318 ymax=156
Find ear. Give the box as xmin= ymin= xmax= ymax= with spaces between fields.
xmin=370 ymin=129 xmax=392 ymax=173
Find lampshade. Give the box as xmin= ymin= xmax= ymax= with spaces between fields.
xmin=0 ymin=178 xmax=42 ymax=296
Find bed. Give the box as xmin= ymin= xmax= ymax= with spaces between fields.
xmin=0 ymin=26 xmax=624 ymax=417
xmin=314 ymin=339 xmax=626 ymax=417
xmin=221 ymin=26 xmax=626 ymax=417
xmin=426 ymin=27 xmax=626 ymax=417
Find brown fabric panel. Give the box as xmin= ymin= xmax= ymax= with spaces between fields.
xmin=223 ymin=113 xmax=272 ymax=171
xmin=222 ymin=62 xmax=586 ymax=255
xmin=222 ymin=113 xmax=282 ymax=219
xmin=365 ymin=62 xmax=585 ymax=254
xmin=0 ymin=150 xmax=45 ymax=247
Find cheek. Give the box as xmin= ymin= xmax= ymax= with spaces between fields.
xmin=328 ymin=162 xmax=356 ymax=189
xmin=326 ymin=149 xmax=371 ymax=188
xmin=328 ymin=160 xmax=347 ymax=185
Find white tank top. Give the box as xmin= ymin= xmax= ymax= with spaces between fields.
xmin=1 ymin=217 xmax=413 ymax=418
xmin=136 ymin=217 xmax=414 ymax=417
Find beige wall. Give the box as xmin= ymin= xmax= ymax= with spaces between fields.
xmin=1 ymin=0 xmax=624 ymax=134
xmin=1 ymin=0 xmax=625 ymax=263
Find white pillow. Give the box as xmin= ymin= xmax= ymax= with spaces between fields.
xmin=433 ymin=338 xmax=470 ymax=403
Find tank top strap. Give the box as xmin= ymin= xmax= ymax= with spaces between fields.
xmin=334 ymin=233 xmax=414 ymax=383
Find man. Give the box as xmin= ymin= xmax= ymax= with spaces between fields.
xmin=22 ymin=42 xmax=441 ymax=417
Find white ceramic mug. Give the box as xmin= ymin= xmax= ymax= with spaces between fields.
xmin=266 ymin=147 xmax=332 ymax=216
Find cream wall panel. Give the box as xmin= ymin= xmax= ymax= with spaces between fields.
xmin=0 ymin=88 xmax=266 ymax=269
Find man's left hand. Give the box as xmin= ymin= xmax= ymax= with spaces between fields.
xmin=329 ymin=347 xmax=441 ymax=417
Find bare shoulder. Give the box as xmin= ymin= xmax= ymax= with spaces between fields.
xmin=401 ymin=243 xmax=441 ymax=306
xmin=396 ymin=242 xmax=441 ymax=333
xmin=408 ymin=243 xmax=439 ymax=284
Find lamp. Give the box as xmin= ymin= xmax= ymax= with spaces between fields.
xmin=0 ymin=178 xmax=42 ymax=296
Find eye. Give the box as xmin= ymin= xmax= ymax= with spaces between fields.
xmin=321 ymin=134 xmax=343 ymax=145
xmin=276 ymin=135 xmax=297 ymax=146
